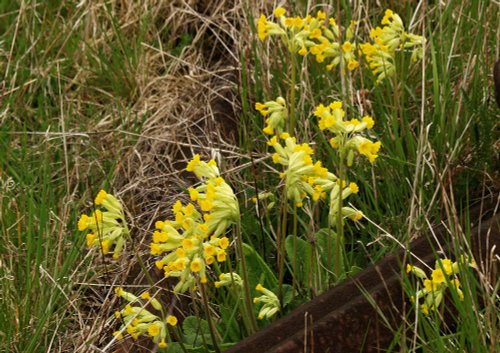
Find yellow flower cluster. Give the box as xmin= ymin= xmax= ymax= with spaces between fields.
xmin=150 ymin=155 xmax=237 ymax=293
xmin=267 ymin=132 xmax=337 ymax=207
xmin=406 ymin=256 xmax=476 ymax=315
xmin=258 ymin=8 xmax=424 ymax=79
xmin=306 ymin=18 xmax=359 ymax=72
xmin=266 ymin=131 xmax=362 ymax=222
xmin=253 ymin=283 xmax=280 ymax=320
xmin=257 ymin=7 xmax=359 ymax=72
xmin=361 ymin=9 xmax=424 ymax=82
xmin=328 ymin=179 xmax=363 ymax=224
xmin=313 ymin=100 xmax=381 ymax=165
xmin=214 ymin=272 xmax=243 ymax=289
xmin=113 ymin=288 xmax=177 ymax=349
xmin=255 ymin=97 xmax=288 ymax=135
xmin=78 ymin=190 xmax=128 ymax=259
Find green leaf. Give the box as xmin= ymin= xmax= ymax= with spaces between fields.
xmin=182 ymin=316 xmax=211 ymax=347
xmin=219 ymin=304 xmax=242 ymax=342
xmin=281 ymin=284 xmax=294 ymax=307
xmin=315 ymin=228 xmax=340 ymax=268
xmin=285 ymin=235 xmax=312 ymax=286
xmin=243 ymin=243 xmax=277 ymax=290
xmin=166 ymin=342 xmax=206 ymax=353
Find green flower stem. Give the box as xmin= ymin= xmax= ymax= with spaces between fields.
xmin=335 ymin=152 xmax=345 ymax=281
xmin=288 ymin=53 xmax=297 ymax=134
xmin=221 ymin=259 xmax=253 ymax=335
xmin=292 ymin=203 xmax=298 ymax=293
xmin=235 ymin=219 xmax=258 ymax=334
xmin=171 ymin=326 xmax=189 ymax=353
xmin=277 ymin=194 xmax=288 ymax=306
xmin=200 ymin=282 xmax=221 ymax=353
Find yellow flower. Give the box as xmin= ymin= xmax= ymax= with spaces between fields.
xmin=431 ymin=268 xmax=445 ymax=285
xmin=381 ymin=9 xmax=394 ymax=25
xmin=424 ymin=279 xmax=434 ymax=292
xmin=185 ymin=154 xmax=201 ymax=172
xmin=347 ymin=60 xmax=359 ymax=71
xmin=274 ymin=7 xmax=286 ymax=18
xmin=86 ymin=233 xmax=96 ymax=248
xmin=349 ymin=182 xmax=359 ymax=194
xmin=420 ymin=303 xmax=429 ymax=316
xmin=253 ymin=283 xmax=280 ymax=320
xmin=217 ymin=249 xmax=227 ymax=262
xmin=94 ymin=190 xmax=108 ymax=205
xmin=342 ymin=41 xmax=353 ymax=53
xmin=219 ymin=237 xmax=229 ymax=249
xmin=257 ymin=15 xmax=268 ymax=41
xmin=148 ymin=323 xmax=161 ymax=337
xmin=101 ymin=240 xmax=110 ymax=254
xmin=441 ymin=258 xmax=453 ymax=275
xmin=309 ymin=28 xmax=322 ymax=39
xmin=182 ymin=238 xmax=195 ymax=250
xmin=155 ymin=260 xmax=164 ymax=270
xmin=190 ymin=258 xmax=203 ymax=273
xmin=78 ymin=214 xmax=89 ymax=231
xmin=362 ymin=116 xmax=375 ymax=129
xmin=349 ymin=210 xmax=363 ymax=221
xmin=167 ymin=315 xmax=178 ymax=326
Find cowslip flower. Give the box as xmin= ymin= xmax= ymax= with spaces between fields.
xmin=78 ymin=190 xmax=128 ymax=258
xmin=308 ymin=19 xmax=360 ymax=72
xmin=267 ymin=132 xmax=337 ymax=207
xmin=151 ymin=213 xmax=230 ymax=293
xmin=328 ymin=180 xmax=363 ymax=224
xmin=214 ymin=272 xmax=243 ymax=288
xmin=257 ymin=8 xmax=327 ymax=56
xmin=406 ymin=257 xmax=472 ymax=315
xmin=313 ymin=101 xmax=381 ymax=166
xmin=150 ymin=156 xmax=238 ymax=293
xmin=113 ymin=288 xmax=177 ymax=348
xmin=253 ymin=283 xmax=280 ymax=320
xmin=362 ymin=9 xmax=424 ymax=82
xmin=188 ymin=176 xmax=240 ymax=238
xmin=255 ymin=97 xmax=288 ymax=135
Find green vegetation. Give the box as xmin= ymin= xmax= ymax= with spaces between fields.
xmin=1 ymin=1 xmax=498 ymax=352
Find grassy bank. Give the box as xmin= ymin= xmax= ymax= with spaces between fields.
xmin=0 ymin=1 xmax=498 ymax=352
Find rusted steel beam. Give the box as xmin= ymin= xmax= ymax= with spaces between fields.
xmin=226 ymin=202 xmax=499 ymax=353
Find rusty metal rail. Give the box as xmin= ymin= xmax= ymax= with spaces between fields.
xmin=226 ymin=201 xmax=499 ymax=353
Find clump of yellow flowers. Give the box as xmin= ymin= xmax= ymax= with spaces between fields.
xmin=257 ymin=7 xmax=360 ymax=72
xmin=314 ymin=100 xmax=381 ymax=166
xmin=406 ymin=256 xmax=476 ymax=315
xmin=78 ymin=190 xmax=128 ymax=259
xmin=361 ymin=9 xmax=424 ymax=82
xmin=253 ymin=283 xmax=280 ymax=320
xmin=267 ymin=131 xmax=337 ymax=208
xmin=255 ymin=97 xmax=288 ymax=135
xmin=259 ymin=97 xmax=374 ymax=224
xmin=113 ymin=287 xmax=178 ymax=349
xmin=150 ymin=155 xmax=238 ymax=293
xmin=214 ymin=272 xmax=243 ymax=289
xmin=257 ymin=7 xmax=424 ymax=80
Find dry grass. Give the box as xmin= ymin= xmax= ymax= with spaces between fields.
xmin=61 ymin=1 xmax=257 ymax=351
xmin=3 ymin=1 xmax=497 ymax=352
